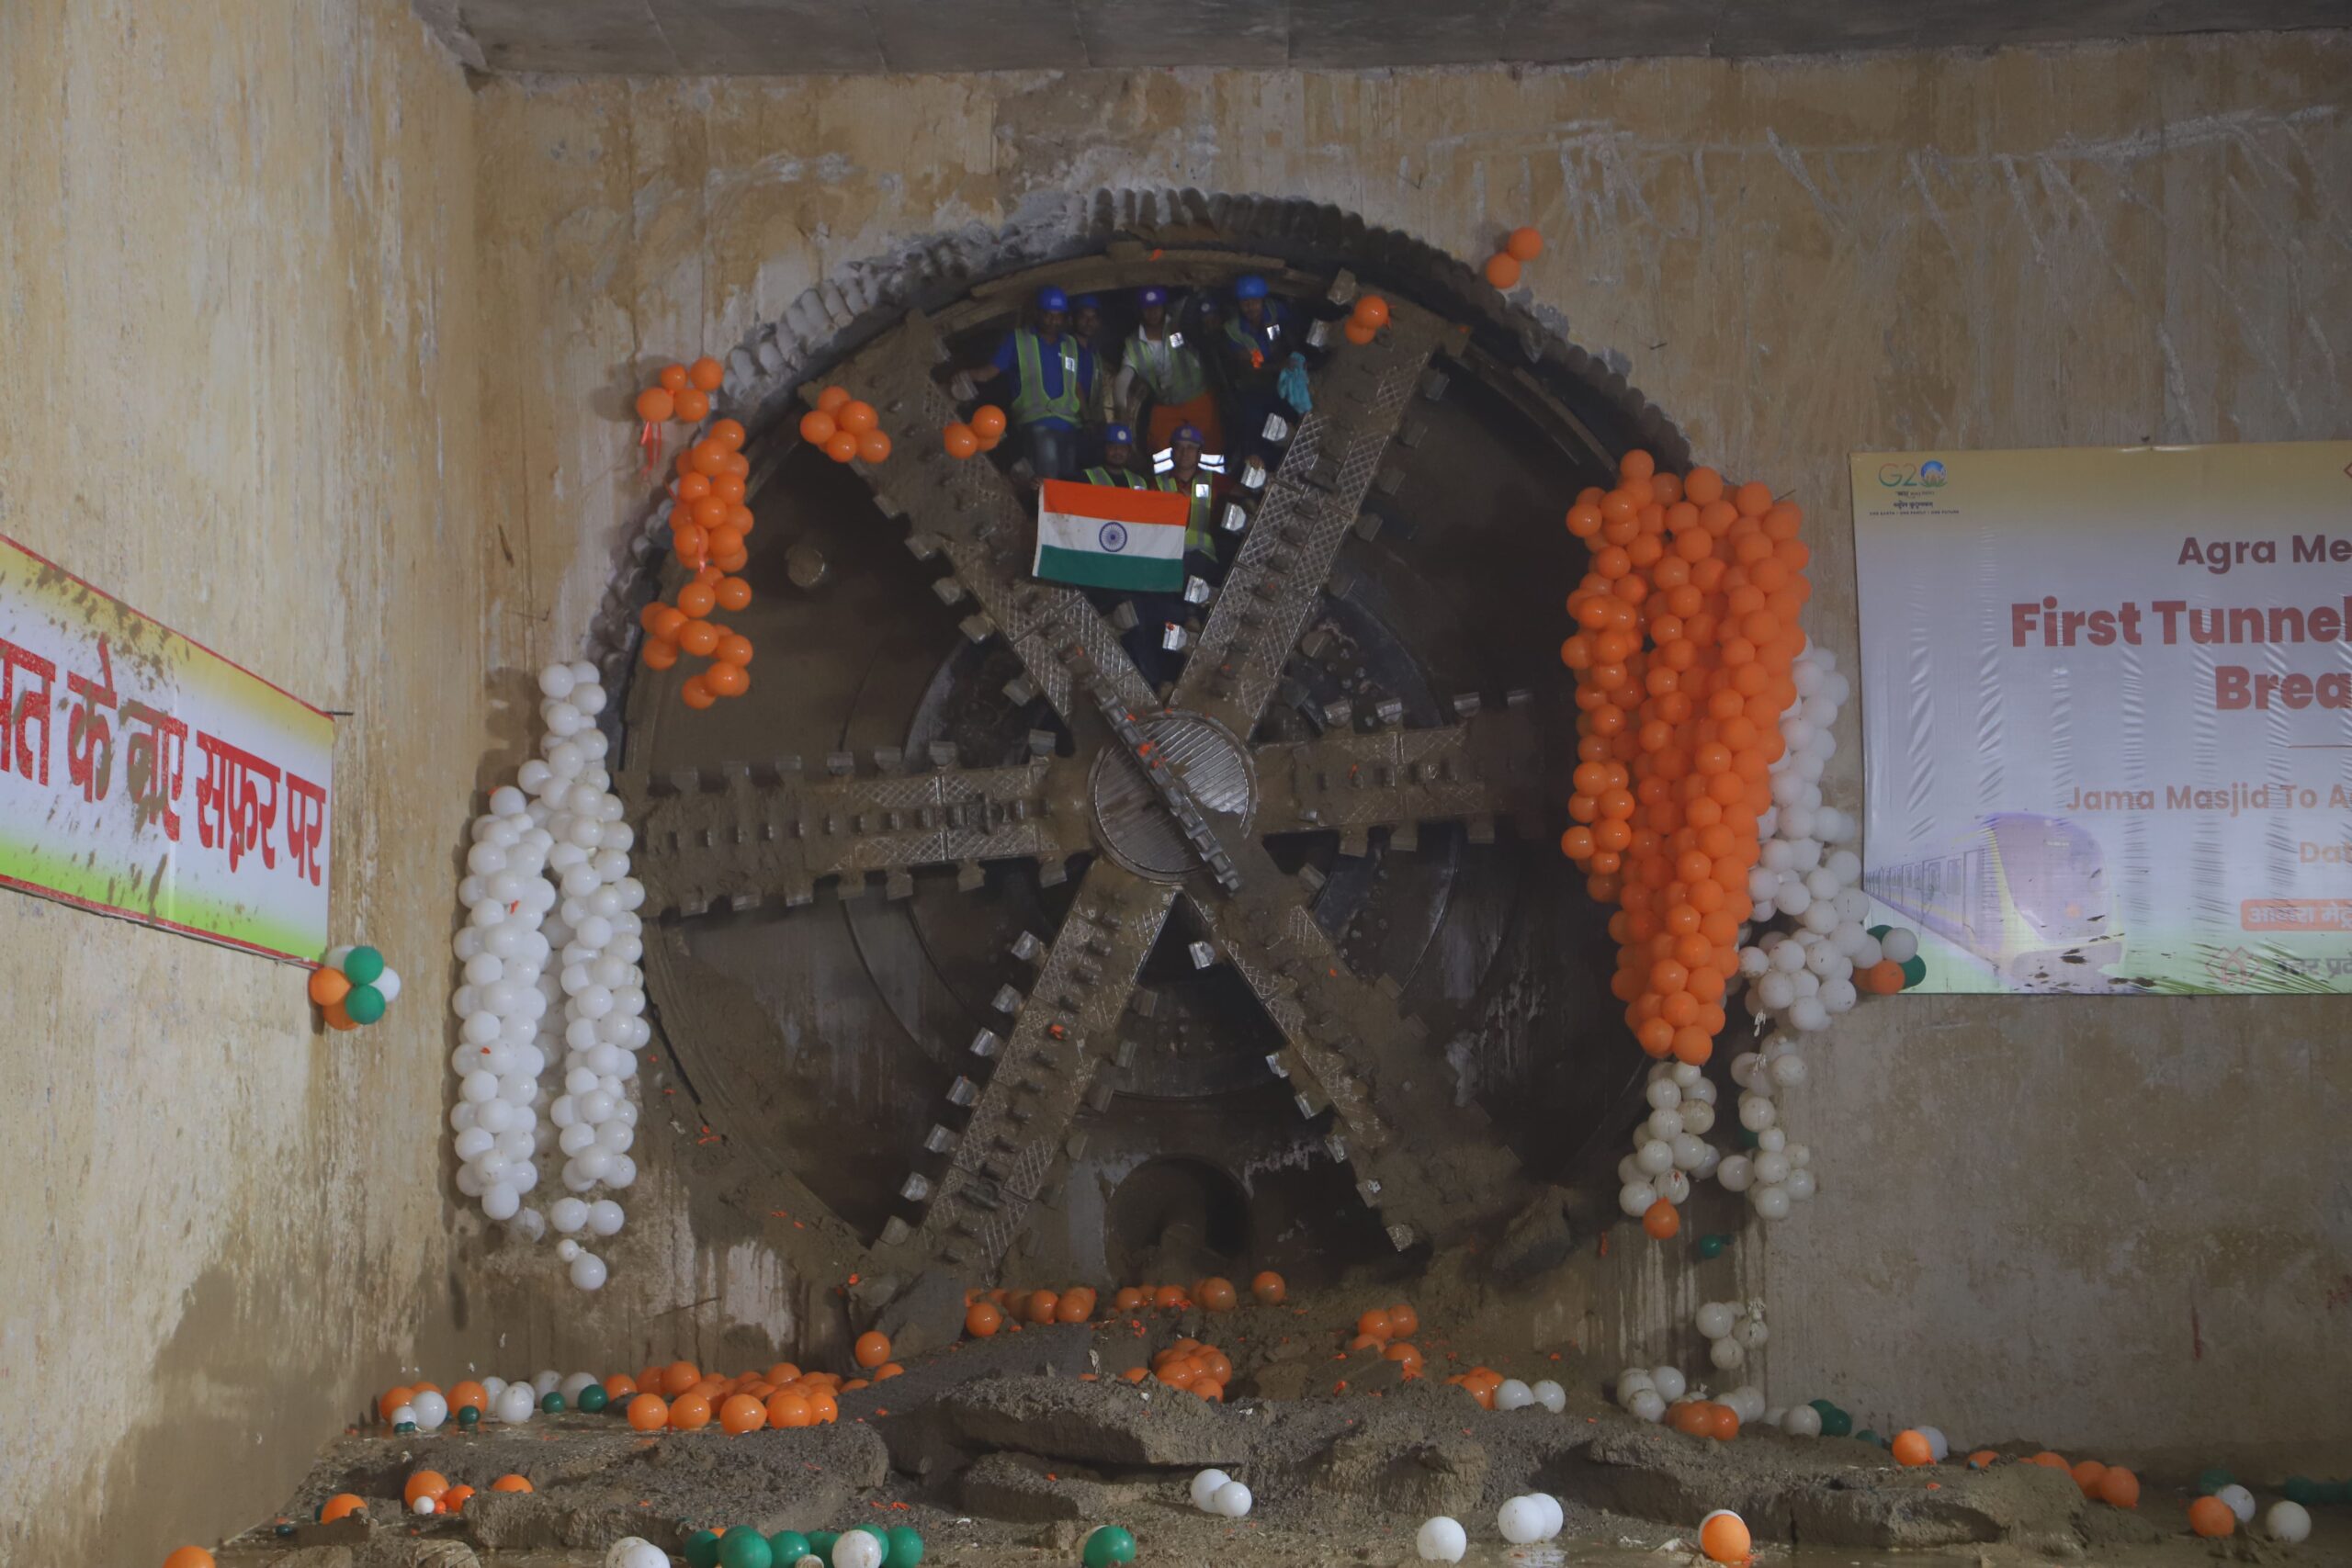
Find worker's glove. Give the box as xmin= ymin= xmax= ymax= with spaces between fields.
xmin=950 ymin=371 xmax=978 ymax=402
xmin=1277 ymin=352 xmax=1312 ymax=414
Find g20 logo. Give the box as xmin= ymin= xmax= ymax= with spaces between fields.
xmin=1878 ymin=459 xmax=1949 ymax=490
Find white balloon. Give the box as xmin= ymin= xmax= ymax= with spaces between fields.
xmin=1530 ymin=1493 xmax=1564 ymax=1540
xmin=1716 ymin=1155 xmax=1755 ymax=1192
xmin=1190 ymin=1469 xmax=1233 ymax=1511
xmin=1494 ymin=1379 xmax=1534 ymax=1412
xmin=1649 ymin=1366 xmax=1687 ymax=1403
xmin=1416 ymin=1517 xmax=1467 ymax=1563
xmin=1709 ymin=1336 xmax=1745 ymax=1370
xmin=551 ymin=1197 xmax=589 ymax=1233
xmin=2264 ymin=1500 xmax=2311 ymax=1542
xmin=1724 ymin=1385 xmax=1766 ymax=1423
xmin=1628 ymin=1387 xmax=1666 ymax=1423
xmin=831 ymin=1530 xmax=883 ymax=1568
xmin=1917 ymin=1425 xmax=1950 ymax=1462
xmin=1883 ymin=927 xmax=1920 ymax=963
xmin=1736 ymin=1316 xmax=1770 ymax=1350
xmin=1616 ymin=1368 xmax=1654 ymax=1402
xmin=410 ymin=1390 xmax=448 ymax=1430
xmin=587 ymin=1199 xmax=625 ymax=1235
xmin=1211 ymin=1481 xmax=1252 ymax=1519
xmin=1619 ymin=1180 xmax=1658 ymax=1217
xmin=607 ymin=1540 xmax=670 ymax=1568
xmin=493 ymin=1382 xmax=536 ymax=1424
xmin=569 ymin=1251 xmax=609 ymax=1292
xmin=1696 ymin=1302 xmax=1736 ymax=1340
xmin=2217 ymin=1484 xmax=2256 ymax=1523
xmin=1752 ymin=1184 xmax=1793 ymax=1220
xmin=1532 ymin=1379 xmax=1566 ymax=1414
xmin=1497 ymin=1497 xmax=1545 ymax=1545
xmin=1782 ymin=1404 xmax=1822 ymax=1437
xmin=1634 ymin=1139 xmax=1674 ymax=1176
xmin=1670 ymin=1133 xmax=1709 ymax=1171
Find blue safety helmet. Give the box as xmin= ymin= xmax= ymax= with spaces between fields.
xmin=1234 ymin=275 xmax=1270 ymax=301
xmin=1075 ymin=294 xmax=1102 ymax=310
xmin=1138 ymin=286 xmax=1169 ymax=307
xmin=1036 ymin=286 xmax=1070 ymax=311
xmin=1103 ymin=423 xmax=1135 ymax=446
xmin=1171 ymin=424 xmax=1204 ymax=447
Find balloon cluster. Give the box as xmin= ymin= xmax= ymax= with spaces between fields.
xmin=633 ymin=357 xmax=726 ymax=470
xmin=797 ymin=385 xmax=893 ymax=465
xmin=449 ymin=661 xmax=646 ymax=1290
xmin=1616 ymin=1062 xmax=1719 ymax=1233
xmin=942 ymin=404 xmax=1005 ymax=459
xmin=1188 ymin=1470 xmax=1253 ymax=1520
xmin=309 ymin=944 xmax=400 ymax=1031
xmin=1693 ymin=1297 xmax=1770 ymax=1372
xmin=638 ymin=570 xmax=755 ymax=709
xmin=1495 ymin=1493 xmax=1565 ymax=1545
xmin=1341 ymin=293 xmax=1389 ymax=345
xmin=1483 ymin=225 xmax=1542 ymax=289
xmin=665 ymin=417 xmax=754 ymax=573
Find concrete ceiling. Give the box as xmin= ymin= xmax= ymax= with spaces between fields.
xmin=414 ymin=0 xmax=2351 ymax=75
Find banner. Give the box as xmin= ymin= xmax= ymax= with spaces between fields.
xmin=1033 ymin=479 xmax=1189 ymax=592
xmin=0 ymin=534 xmax=334 ymax=961
xmin=1852 ymin=442 xmax=2352 ymax=995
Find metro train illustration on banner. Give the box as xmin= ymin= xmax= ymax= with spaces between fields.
xmin=1865 ymin=813 xmax=2126 ymax=988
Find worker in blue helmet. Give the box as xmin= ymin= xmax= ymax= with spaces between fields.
xmin=1081 ymin=423 xmax=1152 ymax=490
xmin=1116 ymin=421 xmax=1228 ymax=683
xmin=960 ymin=283 xmax=1096 ymax=481
xmin=1222 ymin=275 xmax=1300 ymax=463
xmin=1114 ymin=285 xmax=1222 ymax=457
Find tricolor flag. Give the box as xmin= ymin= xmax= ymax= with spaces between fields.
xmin=1033 ymin=479 xmax=1189 ymax=592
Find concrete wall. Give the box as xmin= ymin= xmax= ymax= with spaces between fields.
xmin=0 ymin=3 xmax=486 ymax=1562
xmin=470 ymin=33 xmax=2352 ymax=1472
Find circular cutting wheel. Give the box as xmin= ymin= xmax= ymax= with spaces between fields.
xmin=621 ymin=234 xmax=1661 ymax=1288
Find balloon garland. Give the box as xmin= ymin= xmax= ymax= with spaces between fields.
xmin=449 ymin=660 xmax=647 ymax=1291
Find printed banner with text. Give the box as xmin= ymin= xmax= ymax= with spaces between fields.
xmin=0 ymin=535 xmax=333 ymax=961
xmin=1852 ymin=442 xmax=2352 ymax=995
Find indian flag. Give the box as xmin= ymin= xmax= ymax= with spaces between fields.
xmin=1033 ymin=479 xmax=1189 ymax=592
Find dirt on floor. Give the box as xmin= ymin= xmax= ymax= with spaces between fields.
xmin=214 ymin=1282 xmax=2339 ymax=1568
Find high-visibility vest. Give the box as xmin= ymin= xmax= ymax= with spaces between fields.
xmin=1158 ymin=472 xmax=1218 ymax=561
xmin=1223 ymin=307 xmax=1289 ymax=371
xmin=1082 ymin=467 xmax=1154 ymax=490
xmin=1123 ymin=327 xmax=1207 ymax=405
xmin=1011 ymin=330 xmax=1086 ymax=427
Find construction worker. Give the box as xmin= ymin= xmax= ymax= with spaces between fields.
xmin=1221 ymin=275 xmax=1299 ymax=462
xmin=961 ymin=285 xmax=1095 ymax=481
xmin=1114 ymin=286 xmax=1223 ymax=457
xmin=1082 ymin=423 xmax=1154 ymax=489
xmin=1155 ymin=424 xmax=1226 ymax=572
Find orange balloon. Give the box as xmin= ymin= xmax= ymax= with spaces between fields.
xmin=970 ymin=405 xmax=1006 ymax=438
xmin=705 ymin=525 xmax=744 ymax=560
xmin=719 ymin=1393 xmax=767 ymax=1434
xmin=2096 ymin=1467 xmax=2139 ymax=1507
xmin=710 ymin=417 xmax=747 ymax=450
xmin=1153 ymin=1284 xmax=1187 ymax=1310
xmin=403 ymin=1471 xmax=450 ymax=1507
xmin=1351 ymin=295 xmax=1389 ymax=328
xmin=854 ymin=1331 xmax=892 ymax=1369
xmin=704 ymin=662 xmax=748 ymax=699
xmin=1484 ymin=252 xmax=1521 ymax=288
xmin=688 ymin=355 xmax=724 ymax=391
xmin=1698 ymin=1511 xmax=1751 ymax=1565
xmin=1196 ymin=1277 xmax=1237 ymax=1312
xmin=944 ymin=423 xmax=979 ymax=459
xmin=2029 ymin=1450 xmax=2068 ymax=1471
xmin=1386 ymin=1303 xmax=1419 ymax=1337
xmin=1384 ymin=1342 xmax=1423 ymax=1375
xmin=599 ymin=1374 xmax=636 ymax=1402
xmin=825 ymin=430 xmax=860 ymax=463
xmin=966 ymin=1301 xmax=1003 ymax=1337
xmin=676 ymin=582 xmax=716 ymax=618
xmin=308 ymin=966 xmax=351 ymax=1007
xmin=715 ymin=575 xmax=752 ymax=612
xmin=1057 ymin=1290 xmax=1094 ymax=1324
xmin=1356 ymin=1308 xmax=1393 ymax=1341
xmin=691 ymin=440 xmax=729 ymax=477
xmin=800 ymin=410 xmax=838 ymax=445
xmin=857 ymin=429 xmax=892 ymax=463
xmin=836 ymin=400 xmax=877 ymax=434
xmin=641 ymin=637 xmax=676 ymax=671
xmin=658 ymin=364 xmax=689 ymax=393
xmin=321 ymin=1495 xmax=366 ymax=1523
xmin=1342 ymin=320 xmax=1376 ymax=346
xmin=766 ymin=1390 xmax=813 ymax=1428
xmin=678 ymin=620 xmax=720 ymax=657
xmin=2188 ymin=1495 xmax=2234 ymax=1537
xmin=714 ymin=633 xmax=754 ymax=668
xmin=808 ymin=1391 xmax=838 ymax=1424
xmin=649 ymin=605 xmax=688 ymax=643
xmin=876 ymin=1362 xmax=904 ymax=1380
xmin=1642 ymin=1198 xmax=1680 ymax=1238
xmin=1891 ymin=1430 xmax=1933 ymax=1467
xmin=1707 ymin=1404 xmax=1740 ymax=1441
xmin=490 ymin=1474 xmax=532 ymax=1494
xmin=1026 ymin=1290 xmax=1060 ymax=1325
xmin=1250 ymin=1271 xmax=1285 ymax=1305
xmin=674 ymin=387 xmax=710 ymax=423
xmin=1966 ymin=1449 xmax=1998 ymax=1470
xmin=667 ymin=1393 xmax=711 ymax=1432
xmin=1505 ymin=226 xmax=1544 ymax=262
xmin=817 ymin=385 xmax=852 ymax=413
xmin=2070 ymin=1460 xmax=2108 ymax=1496
xmin=661 ymin=1360 xmax=700 ymax=1396
xmin=377 ymin=1385 xmax=415 ymax=1420
xmin=440 ymin=1485 xmax=474 ymax=1515
xmin=635 ymin=388 xmax=675 ymax=423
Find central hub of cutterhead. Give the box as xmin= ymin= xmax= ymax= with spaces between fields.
xmin=1088 ymin=711 xmax=1257 ymax=881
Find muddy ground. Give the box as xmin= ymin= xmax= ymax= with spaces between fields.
xmin=212 ymin=1289 xmax=2335 ymax=1568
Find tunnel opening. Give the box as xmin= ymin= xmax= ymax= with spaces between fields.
xmin=1104 ymin=1156 xmax=1252 ymax=1282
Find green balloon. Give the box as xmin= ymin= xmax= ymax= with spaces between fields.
xmin=539 ymin=1390 xmax=565 ymax=1413
xmin=344 ymin=983 xmax=387 ymax=1024
xmin=1854 ymin=1428 xmax=1881 ymax=1447
xmin=1821 ymin=1408 xmax=1853 ymax=1438
xmin=1897 ymin=954 xmax=1927 ymax=988
xmin=1736 ymin=1124 xmax=1760 ymax=1150
xmin=2283 ymin=1477 xmax=2318 ymax=1505
xmin=578 ymin=1384 xmax=609 ymax=1414
xmin=833 ymin=1526 xmax=888 ymax=1564
xmin=806 ymin=1531 xmax=839 ymax=1562
xmin=341 ymin=944 xmax=385 ymax=986
xmin=720 ymin=1527 xmax=776 ymax=1568
xmin=884 ymin=1526 xmax=924 ymax=1568
xmin=456 ymin=1404 xmax=480 ymax=1428
xmin=2195 ymin=1466 xmax=2234 ymax=1495
xmin=1081 ymin=1526 xmax=1137 ymax=1568
xmin=1695 ymin=1233 xmax=1731 ymax=1260
xmin=686 ymin=1529 xmax=724 ymax=1568
xmin=767 ymin=1532 xmax=812 ymax=1565
xmin=1867 ymin=924 xmax=1891 ymax=940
